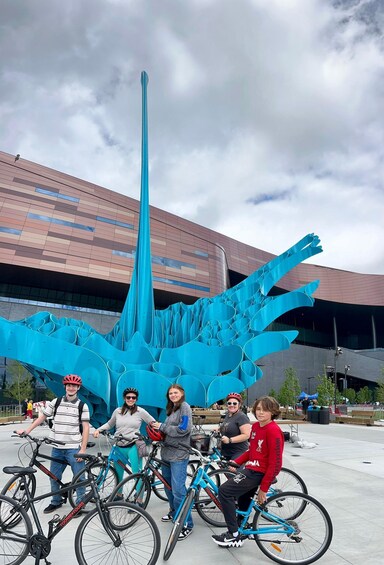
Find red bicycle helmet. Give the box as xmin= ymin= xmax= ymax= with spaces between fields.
xmin=226 ymin=392 xmax=242 ymax=403
xmin=146 ymin=424 xmax=165 ymax=442
xmin=63 ymin=374 xmax=82 ymax=386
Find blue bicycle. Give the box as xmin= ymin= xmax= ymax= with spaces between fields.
xmin=164 ymin=449 xmax=333 ymax=564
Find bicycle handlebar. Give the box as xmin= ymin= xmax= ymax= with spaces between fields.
xmin=13 ymin=432 xmax=66 ymax=446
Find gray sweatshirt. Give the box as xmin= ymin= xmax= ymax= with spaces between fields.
xmin=98 ymin=406 xmax=154 ymax=445
xmin=160 ymin=401 xmax=192 ymax=461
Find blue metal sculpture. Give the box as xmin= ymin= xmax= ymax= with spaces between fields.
xmin=0 ymin=72 xmax=322 ymax=426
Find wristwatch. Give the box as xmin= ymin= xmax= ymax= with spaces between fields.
xmin=229 ymin=437 xmax=232 ymax=443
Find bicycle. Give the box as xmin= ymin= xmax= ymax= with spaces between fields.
xmin=0 ymin=452 xmax=161 ymax=565
xmin=188 ymin=430 xmax=308 ymax=497
xmin=68 ymin=432 xmax=134 ymax=511
xmin=109 ymin=436 xmax=196 ymax=508
xmin=1 ymin=433 xmax=96 ymax=512
xmin=163 ymin=455 xmax=333 ymax=563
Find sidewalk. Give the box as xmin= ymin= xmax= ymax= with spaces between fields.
xmin=1 ymin=421 xmax=383 ymax=564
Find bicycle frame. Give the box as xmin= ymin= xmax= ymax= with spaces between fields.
xmin=236 ymin=500 xmax=296 ymax=537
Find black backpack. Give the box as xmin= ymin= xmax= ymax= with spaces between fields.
xmin=48 ymin=397 xmax=85 ymax=434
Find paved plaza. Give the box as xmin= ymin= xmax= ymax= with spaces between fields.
xmin=1 ymin=420 xmax=383 ymax=564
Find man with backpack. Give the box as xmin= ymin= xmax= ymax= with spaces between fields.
xmin=17 ymin=374 xmax=90 ymax=513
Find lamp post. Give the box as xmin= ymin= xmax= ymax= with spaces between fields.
xmin=334 ymin=347 xmax=343 ymax=412
xmin=343 ymin=365 xmax=350 ymax=399
xmin=307 ymin=376 xmax=315 ymax=395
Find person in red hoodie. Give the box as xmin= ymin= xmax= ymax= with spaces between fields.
xmin=212 ymin=395 xmax=284 ymax=548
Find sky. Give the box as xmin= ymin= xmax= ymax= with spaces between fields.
xmin=1 ymin=0 xmax=384 ymax=275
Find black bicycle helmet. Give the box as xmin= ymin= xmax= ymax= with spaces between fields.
xmin=123 ymin=387 xmax=139 ymax=399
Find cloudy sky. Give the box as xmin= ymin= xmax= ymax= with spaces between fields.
xmin=1 ymin=0 xmax=384 ymax=274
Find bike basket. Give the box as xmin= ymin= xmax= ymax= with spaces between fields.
xmin=190 ymin=433 xmax=211 ymax=454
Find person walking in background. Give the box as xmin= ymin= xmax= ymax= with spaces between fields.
xmin=17 ymin=374 xmax=90 ymax=513
xmin=152 ymin=384 xmax=194 ymax=540
xmin=301 ymin=396 xmax=310 ymax=420
xmin=26 ymin=399 xmax=33 ymax=420
xmin=219 ymin=392 xmax=251 ymax=460
xmin=212 ymin=396 xmax=284 ymax=548
xmin=21 ymin=398 xmax=28 ymax=420
xmin=93 ymin=387 xmax=155 ymax=495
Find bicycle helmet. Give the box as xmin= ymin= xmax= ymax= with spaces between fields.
xmin=146 ymin=424 xmax=165 ymax=442
xmin=123 ymin=387 xmax=139 ymax=398
xmin=63 ymin=374 xmax=82 ymax=386
xmin=226 ymin=392 xmax=242 ymax=403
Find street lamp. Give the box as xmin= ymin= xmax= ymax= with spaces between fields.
xmin=334 ymin=347 xmax=343 ymax=412
xmin=343 ymin=365 xmax=350 ymax=399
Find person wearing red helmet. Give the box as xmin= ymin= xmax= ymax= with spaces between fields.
xmin=212 ymin=396 xmax=284 ymax=549
xmin=219 ymin=393 xmax=251 ymax=461
xmin=93 ymin=387 xmax=155 ymax=496
xmin=17 ymin=373 xmax=90 ymax=514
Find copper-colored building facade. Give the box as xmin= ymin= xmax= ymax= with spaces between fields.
xmin=1 ymin=150 xmax=383 ymax=368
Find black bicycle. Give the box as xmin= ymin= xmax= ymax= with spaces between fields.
xmin=0 ymin=452 xmax=160 ymax=565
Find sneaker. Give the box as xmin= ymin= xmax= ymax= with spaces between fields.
xmin=212 ymin=531 xmax=243 ymax=548
xmin=43 ymin=503 xmax=63 ymax=514
xmin=114 ymin=494 xmax=124 ymax=501
xmin=161 ymin=512 xmax=173 ymax=522
xmin=178 ymin=527 xmax=193 ymax=541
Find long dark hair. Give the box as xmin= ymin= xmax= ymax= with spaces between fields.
xmin=166 ymin=384 xmax=185 ymax=416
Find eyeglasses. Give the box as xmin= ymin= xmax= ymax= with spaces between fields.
xmin=227 ymin=402 xmax=239 ymax=406
xmin=125 ymin=395 xmax=137 ymax=400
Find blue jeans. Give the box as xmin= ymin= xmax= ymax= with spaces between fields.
xmin=50 ymin=447 xmax=85 ymax=506
xmin=162 ymin=459 xmax=193 ymax=529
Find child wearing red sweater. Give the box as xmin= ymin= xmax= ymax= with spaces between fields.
xmin=212 ymin=396 xmax=284 ymax=548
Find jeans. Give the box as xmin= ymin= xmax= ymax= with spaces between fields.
xmin=50 ymin=447 xmax=85 ymax=506
xmin=162 ymin=459 xmax=193 ymax=529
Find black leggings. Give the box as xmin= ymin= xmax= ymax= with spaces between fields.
xmin=218 ymin=468 xmax=264 ymax=534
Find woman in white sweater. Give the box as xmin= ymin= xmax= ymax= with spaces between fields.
xmin=93 ymin=387 xmax=154 ymax=487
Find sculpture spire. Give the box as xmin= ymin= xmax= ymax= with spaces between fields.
xmin=119 ymin=71 xmax=154 ymax=344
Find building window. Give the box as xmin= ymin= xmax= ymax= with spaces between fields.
xmin=96 ymin=216 xmax=134 ymax=230
xmin=0 ymin=227 xmax=22 ymax=235
xmin=35 ymin=188 xmax=80 ymax=203
xmin=27 ymin=213 xmax=95 ymax=232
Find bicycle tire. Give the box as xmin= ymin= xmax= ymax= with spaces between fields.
xmin=253 ymin=492 xmax=333 ymax=565
xmin=195 ymin=468 xmax=235 ymax=527
xmin=0 ymin=474 xmax=36 ymax=519
xmin=163 ymin=489 xmax=195 ymax=561
xmin=75 ymin=501 xmax=160 ymax=565
xmin=68 ymin=462 xmax=118 ymax=511
xmin=151 ymin=467 xmax=194 ymax=502
xmin=270 ymin=467 xmax=308 ymax=497
xmin=0 ymin=494 xmax=32 ymax=565
xmin=110 ymin=473 xmax=152 ymax=509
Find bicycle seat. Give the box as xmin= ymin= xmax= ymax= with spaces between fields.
xmin=87 ymin=442 xmax=96 ymax=448
xmin=3 ymin=466 xmax=37 ymax=475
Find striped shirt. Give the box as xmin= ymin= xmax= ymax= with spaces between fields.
xmin=43 ymin=397 xmax=90 ymax=449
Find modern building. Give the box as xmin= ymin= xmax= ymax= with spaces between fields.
xmin=1 ymin=150 xmax=383 ymax=401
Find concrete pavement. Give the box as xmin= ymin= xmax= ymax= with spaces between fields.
xmin=1 ymin=419 xmax=383 ymax=564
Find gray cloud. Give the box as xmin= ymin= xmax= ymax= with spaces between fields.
xmin=1 ymin=0 xmax=383 ymax=274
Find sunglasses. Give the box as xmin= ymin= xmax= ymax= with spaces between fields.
xmin=227 ymin=401 xmax=239 ymax=406
xmin=125 ymin=395 xmax=137 ymax=400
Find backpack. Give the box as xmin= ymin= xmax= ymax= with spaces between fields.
xmin=48 ymin=396 xmax=85 ymax=434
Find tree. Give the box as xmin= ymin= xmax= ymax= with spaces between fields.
xmin=356 ymin=386 xmax=371 ymax=404
xmin=345 ymin=388 xmax=356 ymax=404
xmin=316 ymin=373 xmax=335 ymax=407
xmin=277 ymin=367 xmax=300 ymax=408
xmin=376 ymin=380 xmax=384 ymax=404
xmin=268 ymin=388 xmax=278 ymax=400
xmin=4 ymin=361 xmax=33 ymax=405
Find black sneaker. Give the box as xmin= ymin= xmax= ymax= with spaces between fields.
xmin=212 ymin=531 xmax=243 ymax=548
xmin=178 ymin=527 xmax=193 ymax=541
xmin=161 ymin=512 xmax=173 ymax=522
xmin=43 ymin=503 xmax=63 ymax=514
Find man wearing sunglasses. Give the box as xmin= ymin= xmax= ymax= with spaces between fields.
xmin=219 ymin=392 xmax=251 ymax=461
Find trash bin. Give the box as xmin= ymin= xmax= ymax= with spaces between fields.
xmin=318 ymin=407 xmax=330 ymax=425
xmin=308 ymin=409 xmax=319 ymax=424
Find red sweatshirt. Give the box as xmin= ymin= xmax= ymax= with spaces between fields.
xmin=234 ymin=420 xmax=284 ymax=493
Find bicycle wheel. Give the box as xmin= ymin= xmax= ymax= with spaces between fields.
xmin=110 ymin=474 xmax=152 ymax=509
xmin=253 ymin=492 xmax=333 ymax=565
xmin=270 ymin=467 xmax=308 ymax=497
xmin=0 ymin=494 xmax=32 ymax=565
xmin=163 ymin=489 xmax=194 ymax=561
xmin=75 ymin=501 xmax=160 ymax=565
xmin=68 ymin=462 xmax=118 ymax=511
xmin=151 ymin=467 xmax=194 ymax=502
xmin=1 ymin=474 xmax=36 ymax=518
xmin=195 ymin=469 xmax=235 ymax=527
